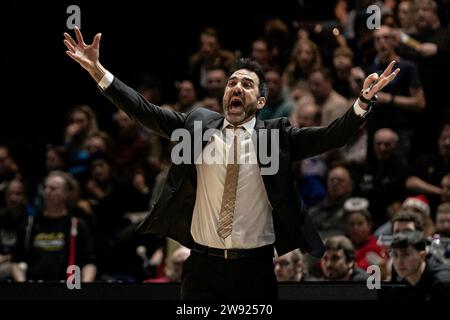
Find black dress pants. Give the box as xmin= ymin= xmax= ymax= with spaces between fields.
xmin=181 ymin=250 xmax=278 ymax=300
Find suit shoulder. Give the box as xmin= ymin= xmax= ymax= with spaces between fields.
xmin=263 ymin=116 xmax=292 ymax=129
xmin=185 ymin=106 xmax=223 ymax=123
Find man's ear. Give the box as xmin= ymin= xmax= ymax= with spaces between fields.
xmin=419 ymin=250 xmax=427 ymax=261
xmin=348 ymin=261 xmax=355 ymax=270
xmin=257 ymin=97 xmax=266 ymax=109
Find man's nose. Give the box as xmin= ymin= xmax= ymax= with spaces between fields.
xmin=232 ymin=86 xmax=243 ymax=95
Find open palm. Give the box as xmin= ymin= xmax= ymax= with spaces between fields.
xmin=63 ymin=27 xmax=101 ymax=72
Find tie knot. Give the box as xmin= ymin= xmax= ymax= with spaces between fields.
xmin=225 ymin=124 xmax=242 ymax=132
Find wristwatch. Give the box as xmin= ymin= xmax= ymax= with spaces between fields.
xmin=359 ymin=90 xmax=378 ymax=104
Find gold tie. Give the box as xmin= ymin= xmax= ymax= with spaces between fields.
xmin=217 ymin=127 xmax=240 ymax=239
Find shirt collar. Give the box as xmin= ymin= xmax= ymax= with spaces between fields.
xmin=222 ymin=116 xmax=256 ymax=135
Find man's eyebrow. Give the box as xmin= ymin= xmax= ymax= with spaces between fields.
xmin=227 ymin=76 xmax=255 ymax=84
xmin=241 ymin=77 xmax=255 ymax=84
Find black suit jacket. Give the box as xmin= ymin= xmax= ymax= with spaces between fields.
xmin=102 ymin=78 xmax=369 ymax=257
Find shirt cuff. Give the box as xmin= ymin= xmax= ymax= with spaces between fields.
xmin=97 ymin=71 xmax=114 ymax=90
xmin=353 ymin=99 xmax=369 ymax=118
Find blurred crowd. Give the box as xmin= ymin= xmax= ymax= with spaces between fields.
xmin=1 ymin=0 xmax=450 ymax=299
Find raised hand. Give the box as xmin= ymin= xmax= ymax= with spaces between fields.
xmin=361 ymin=60 xmax=400 ymax=101
xmin=63 ymin=27 xmax=105 ymax=82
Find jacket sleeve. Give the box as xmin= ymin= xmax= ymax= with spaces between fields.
xmin=286 ymin=103 xmax=368 ymax=162
xmin=102 ymin=77 xmax=186 ymax=139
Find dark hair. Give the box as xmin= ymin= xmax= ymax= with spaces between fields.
xmin=201 ymin=27 xmax=219 ymax=39
xmin=391 ymin=231 xmax=426 ymax=251
xmin=46 ymin=145 xmax=68 ymax=167
xmin=6 ymin=177 xmax=30 ymax=201
xmin=228 ymin=58 xmax=267 ymax=99
xmin=324 ymin=235 xmax=355 ymax=262
xmin=392 ymin=210 xmax=424 ymax=231
xmin=347 ymin=209 xmax=373 ymax=225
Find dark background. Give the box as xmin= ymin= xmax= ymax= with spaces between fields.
xmin=1 ymin=0 xmax=321 ymax=181
xmin=1 ymin=0 xmax=319 ymax=143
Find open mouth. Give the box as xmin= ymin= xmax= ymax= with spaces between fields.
xmin=229 ymin=98 xmax=244 ymax=114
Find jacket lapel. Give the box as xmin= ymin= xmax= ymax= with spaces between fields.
xmin=202 ymin=115 xmax=224 ymax=149
xmin=253 ymin=117 xmax=267 ymax=168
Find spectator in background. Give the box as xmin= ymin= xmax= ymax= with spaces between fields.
xmin=263 ymin=18 xmax=290 ymax=70
xmin=291 ymin=103 xmax=326 ymax=208
xmin=397 ymin=0 xmax=417 ymax=34
xmin=204 ymin=67 xmax=227 ymax=100
xmin=310 ymin=165 xmax=354 ymax=238
xmin=283 ymin=38 xmax=322 ymax=90
xmin=274 ymin=249 xmax=305 ymax=282
xmin=0 ymin=145 xmax=20 ymax=209
xmin=367 ymin=25 xmax=425 ymax=163
xmin=381 ymin=11 xmax=398 ymax=28
xmin=376 ymin=209 xmax=425 ymax=281
xmin=0 ymin=179 xmax=32 ymax=281
xmin=393 ymin=210 xmax=424 ymax=235
xmin=201 ymin=96 xmax=222 ymax=114
xmin=321 ymin=235 xmax=368 ymax=282
xmin=397 ymin=0 xmax=450 ymax=154
xmin=11 ymin=171 xmax=96 ymax=282
xmin=355 ymin=128 xmax=408 ymax=226
xmin=172 ymin=80 xmax=200 ymax=113
xmin=344 ymin=197 xmax=388 ymax=272
xmin=45 ymin=145 xmax=67 ymax=173
xmin=401 ymin=195 xmax=435 ymax=237
xmin=319 ymin=62 xmax=368 ymax=170
xmin=435 ymin=203 xmax=450 ymax=238
xmin=85 ymin=151 xmax=155 ymax=281
xmin=390 ymin=231 xmax=450 ymax=300
xmin=292 ymin=102 xmax=321 ymax=129
xmin=308 ymin=67 xmax=349 ymax=126
xmin=34 ymin=145 xmax=68 ymax=211
xmin=332 ymin=46 xmax=355 ymax=99
xmin=250 ymin=38 xmax=275 ymax=72
xmin=406 ymin=122 xmax=450 ymax=212
xmin=187 ymin=28 xmax=235 ymax=90
xmin=64 ymin=105 xmax=98 ymax=183
xmin=112 ymin=109 xmax=147 ymax=178
xmin=85 ymin=131 xmax=114 ymax=156
xmin=135 ymin=74 xmax=163 ymax=106
xmin=348 ymin=67 xmax=366 ymax=101
xmin=440 ymin=173 xmax=450 ymax=203
xmin=375 ymin=206 xmax=425 ymax=238
xmin=331 ymin=66 xmax=368 ymax=170
xmin=258 ymin=68 xmax=294 ymax=120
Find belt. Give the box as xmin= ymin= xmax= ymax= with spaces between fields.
xmin=192 ymin=243 xmax=274 ymax=260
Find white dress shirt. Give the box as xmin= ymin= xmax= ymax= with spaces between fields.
xmin=191 ymin=117 xmax=275 ymax=249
